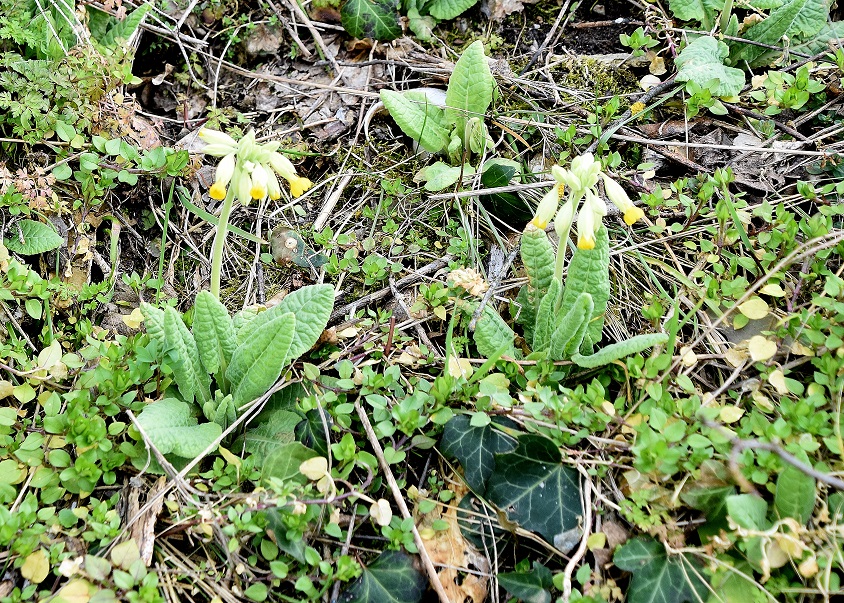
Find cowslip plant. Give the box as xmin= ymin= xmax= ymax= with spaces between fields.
xmin=380 ymin=41 xmax=495 ymax=190
xmin=199 ymin=128 xmax=314 ymax=297
xmin=134 ymin=285 xmax=333 ymax=467
xmin=474 ymin=154 xmax=666 ymax=365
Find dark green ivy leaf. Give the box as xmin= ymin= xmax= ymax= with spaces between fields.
xmin=340 ymin=0 xmax=401 ymax=41
xmin=614 ymin=537 xmax=709 ymax=603
xmin=498 ymin=562 xmax=553 ymax=603
xmin=486 ymin=434 xmax=583 ymax=551
xmin=338 ymin=550 xmax=426 ymax=603
xmin=440 ymin=414 xmax=517 ymax=492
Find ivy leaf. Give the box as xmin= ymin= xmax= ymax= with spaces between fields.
xmin=498 ymin=562 xmax=553 ymax=603
xmin=135 ymin=398 xmax=222 ymax=459
xmin=295 ymin=409 xmax=332 ymax=457
xmin=227 ymin=312 xmax=296 ymax=406
xmin=440 ymin=414 xmax=517 ymax=491
xmin=614 ymin=537 xmax=709 ymax=603
xmin=445 ymin=40 xmax=494 ymax=143
xmin=192 ymin=290 xmax=237 ymax=375
xmin=380 ymin=90 xmax=450 ymax=154
xmin=4 ymin=219 xmax=63 ymax=255
xmin=774 ymin=464 xmax=816 ymax=524
xmin=675 ymin=36 xmax=745 ymax=98
xmin=262 ymin=441 xmax=317 ymax=483
xmin=338 ymin=550 xmax=426 ymax=603
xmin=486 ymin=434 xmax=583 ymax=550
xmin=340 ymin=0 xmax=401 ymax=41
xmin=667 ymin=0 xmax=724 ymax=29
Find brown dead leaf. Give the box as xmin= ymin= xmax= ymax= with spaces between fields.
xmin=126 ymin=476 xmax=167 ymax=566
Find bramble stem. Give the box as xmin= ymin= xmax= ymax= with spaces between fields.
xmin=210 ymin=188 xmax=235 ymax=298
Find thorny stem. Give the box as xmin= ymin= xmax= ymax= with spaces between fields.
xmin=210 ymin=187 xmax=235 ymax=298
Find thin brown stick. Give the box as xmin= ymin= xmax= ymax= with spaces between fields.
xmin=354 ymin=401 xmax=451 ymax=603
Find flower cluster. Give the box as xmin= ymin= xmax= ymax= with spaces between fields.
xmin=199 ymin=128 xmax=313 ymax=204
xmin=530 ymin=153 xmax=645 ymax=250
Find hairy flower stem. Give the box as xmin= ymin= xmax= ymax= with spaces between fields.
xmin=210 ymin=188 xmax=235 ymax=298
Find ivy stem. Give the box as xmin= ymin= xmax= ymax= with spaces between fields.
xmin=210 ymin=187 xmax=235 ymax=298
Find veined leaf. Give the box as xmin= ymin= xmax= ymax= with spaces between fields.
xmin=192 ymin=290 xmax=237 ymax=375
xmin=163 ymin=307 xmax=212 ymax=405
xmin=614 ymin=537 xmax=709 ymax=603
xmin=774 ymin=464 xmax=816 ymax=524
xmin=427 ymin=0 xmax=479 ymax=20
xmin=4 ymin=219 xmax=63 ymax=255
xmin=227 ymin=312 xmax=296 ymax=406
xmin=473 ymin=303 xmax=516 ymax=359
xmin=668 ymin=0 xmax=724 ymax=29
xmin=340 ymin=0 xmax=401 ymax=41
xmin=135 ymin=398 xmax=222 ymax=459
xmin=238 ymin=409 xmax=301 ymax=462
xmin=571 ymin=333 xmax=669 ymax=368
xmin=262 ymin=441 xmax=317 ymax=483
xmin=532 ymin=278 xmax=562 ymax=353
xmin=380 ymin=90 xmax=449 ymax=154
xmin=339 ymin=550 xmax=426 ymax=603
xmin=486 ymin=434 xmax=583 ymax=550
xmin=548 ymin=292 xmax=593 ymax=361
xmin=445 ymin=41 xmax=494 ymax=142
xmin=675 ymin=36 xmax=745 ymax=97
xmin=498 ymin=563 xmax=553 ymax=603
xmin=440 ymin=415 xmax=517 ymax=491
xmin=559 ymin=226 xmax=610 ymax=346
xmin=733 ymin=0 xmax=826 ymax=65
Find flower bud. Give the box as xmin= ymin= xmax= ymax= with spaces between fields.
xmin=236 ymin=167 xmax=252 ymax=206
xmin=602 ymin=174 xmax=644 ymax=225
xmin=269 ymin=151 xmax=296 ymax=180
xmin=530 ymin=186 xmax=560 ymax=230
xmin=554 ymin=199 xmax=575 ymax=239
xmin=198 ymin=128 xmax=237 ymax=149
xmin=209 ymin=153 xmax=235 ymax=200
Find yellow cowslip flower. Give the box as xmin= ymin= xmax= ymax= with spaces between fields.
xmin=577 ymin=191 xmax=605 ymax=250
xmin=289 ymin=175 xmax=313 ymax=198
xmin=250 ymin=163 xmax=269 ymax=200
xmin=198 ymin=128 xmax=238 ymax=157
xmin=266 ymin=169 xmax=282 ymax=200
xmin=530 ymin=165 xmax=569 ymax=229
xmin=209 ymin=153 xmax=235 ymax=200
xmin=602 ymin=174 xmax=644 ymax=226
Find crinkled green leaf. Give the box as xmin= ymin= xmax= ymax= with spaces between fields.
xmin=380 ymin=90 xmax=449 ymax=153
xmin=571 ymin=333 xmax=668 ymax=368
xmin=676 ymin=36 xmax=745 ymax=97
xmin=339 ymin=550 xmax=426 ymax=603
xmin=473 ymin=304 xmax=516 ymax=359
xmin=141 ymin=303 xmax=166 ymax=348
xmin=559 ymin=226 xmax=610 ymax=346
xmin=486 ymin=434 xmax=583 ymax=550
xmin=192 ymin=290 xmax=236 ymax=375
xmin=614 ymin=537 xmax=709 ymax=603
xmin=88 ymin=3 xmax=149 ymax=49
xmin=340 ymin=0 xmax=401 ymax=41
xmin=238 ymin=409 xmax=301 ymax=462
xmin=135 ymin=398 xmax=222 ymax=459
xmin=519 ymin=224 xmax=556 ymax=336
xmin=774 ymin=464 xmax=816 ymax=524
xmin=163 ymin=307 xmax=211 ymax=405
xmin=4 ymin=219 xmax=63 ymax=255
xmin=440 ymin=415 xmax=517 ymax=492
xmin=733 ymin=0 xmax=827 ymax=65
xmin=427 ymin=0 xmax=478 ymax=20
xmin=227 ymin=312 xmax=296 ymax=406
xmin=445 ymin=41 xmax=494 ymax=142
xmin=668 ymin=0 xmax=724 ymax=28
xmin=549 ymin=292 xmax=593 ymax=361
xmin=532 ymin=278 xmax=562 ymax=353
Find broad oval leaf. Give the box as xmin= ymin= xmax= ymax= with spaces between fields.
xmin=135 ymin=398 xmax=222 ymax=459
xmin=4 ymin=219 xmax=63 ymax=255
xmin=192 ymin=290 xmax=237 ymax=375
xmin=340 ymin=0 xmax=401 ymax=41
xmin=262 ymin=441 xmax=318 ymax=483
xmin=427 ymin=0 xmax=478 ymax=20
xmin=380 ymin=90 xmax=449 ymax=154
xmin=486 ymin=434 xmax=583 ymax=550
xmin=338 ymin=550 xmax=426 ymax=603
xmin=227 ymin=312 xmax=296 ymax=406
xmin=445 ymin=41 xmax=494 ymax=142
xmin=614 ymin=537 xmax=709 ymax=603
xmin=238 ymin=409 xmax=301 ymax=463
xmin=774 ymin=464 xmax=816 ymax=525
xmin=676 ymin=36 xmax=745 ymax=97
xmin=440 ymin=414 xmax=517 ymax=491
xmin=473 ymin=303 xmax=516 ymax=359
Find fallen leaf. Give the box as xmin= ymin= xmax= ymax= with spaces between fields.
xmin=121 ymin=307 xmax=144 ymax=330
xmin=719 ymin=406 xmax=744 ymax=424
xmin=20 ymin=549 xmax=50 ymax=584
xmin=748 ymin=335 xmax=777 ymax=362
xmin=448 ymin=357 xmax=473 ymax=379
xmin=768 ymin=369 xmax=789 ymax=395
xmin=738 ymin=297 xmax=769 ymax=320
xmin=370 ymin=499 xmax=393 ymax=526
xmin=299 ymin=457 xmax=329 ymax=481
xmin=760 ymin=283 xmax=785 ymax=297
